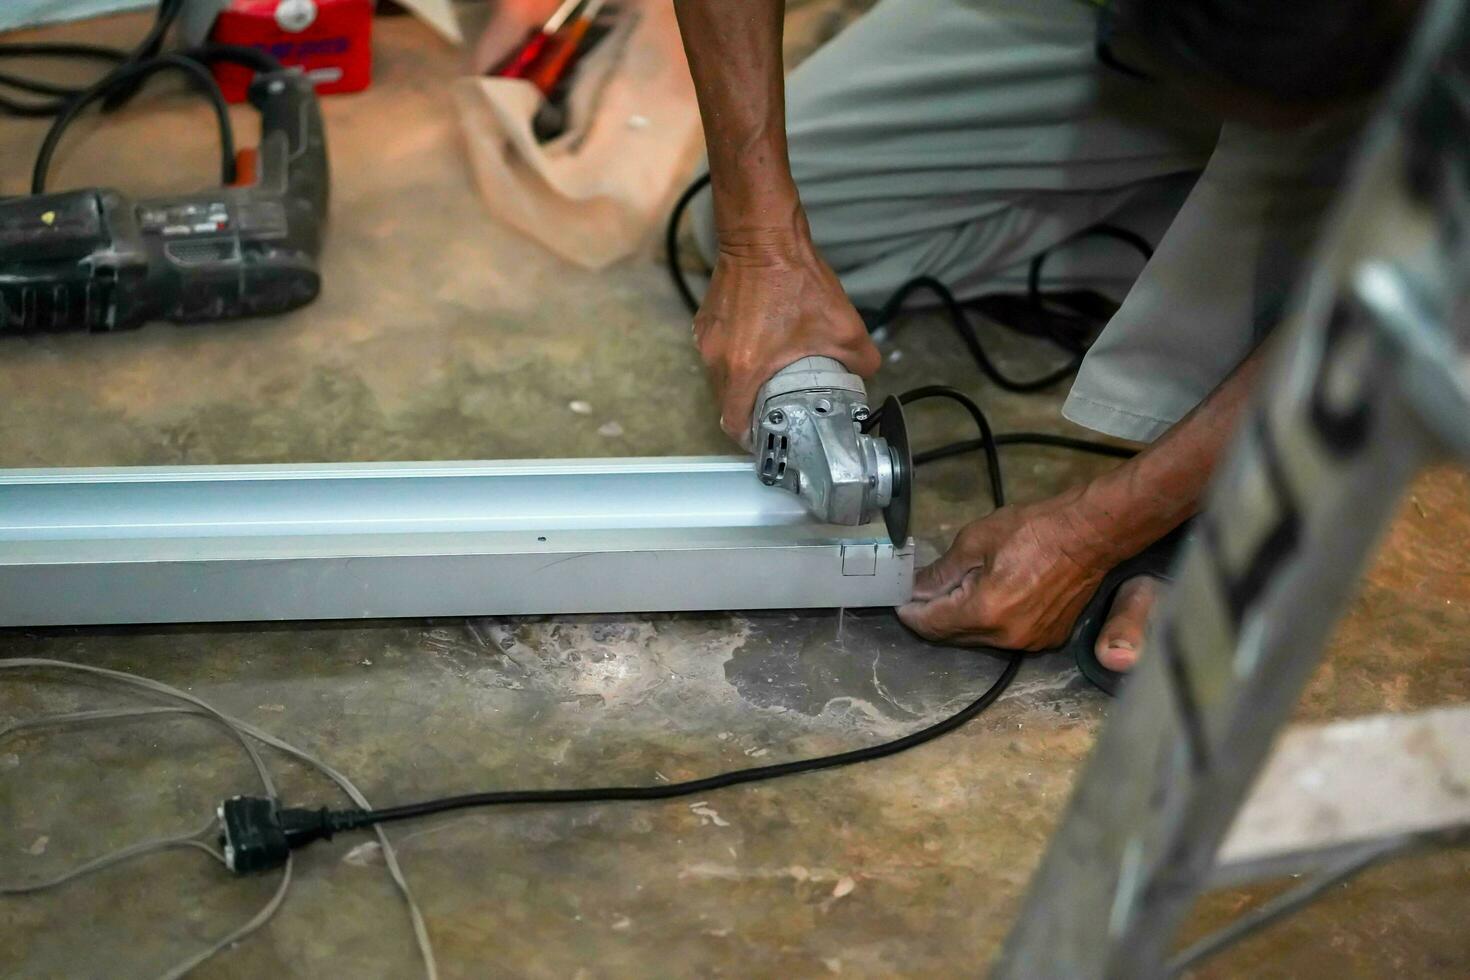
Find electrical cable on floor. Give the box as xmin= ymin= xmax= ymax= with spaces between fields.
xmin=0 ymin=659 xmax=438 ymax=980
xmin=0 ymin=662 xmax=295 ymax=980
xmin=0 ymin=44 xmax=124 ymax=115
xmin=0 ymin=813 xmax=224 ymax=895
xmin=26 ymin=43 xmax=286 ymax=195
xmin=30 ymin=52 xmax=237 ymax=193
xmin=1 ymin=0 xmax=283 ymax=194
xmin=6 ymin=661 xmax=1453 ymax=978
xmin=297 ymin=650 xmax=1022 ymax=835
xmin=876 ymin=275 xmax=1083 ymax=393
xmin=0 ymin=0 xmax=182 ymax=117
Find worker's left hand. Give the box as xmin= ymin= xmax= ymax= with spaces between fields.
xmin=897 ymin=492 xmax=1112 ymax=649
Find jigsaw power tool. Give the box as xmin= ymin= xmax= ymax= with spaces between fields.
xmin=751 ymin=356 xmax=913 ymax=543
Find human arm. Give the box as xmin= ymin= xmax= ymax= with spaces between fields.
xmin=898 ymin=345 xmax=1269 ymax=648
xmin=673 ymin=1 xmax=879 ymax=445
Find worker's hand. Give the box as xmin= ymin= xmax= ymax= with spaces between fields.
xmin=897 ymin=492 xmax=1113 ymax=650
xmin=694 ymin=218 xmax=880 ymax=448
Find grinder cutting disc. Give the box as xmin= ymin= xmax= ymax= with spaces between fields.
xmin=877 ymin=394 xmax=912 ymax=544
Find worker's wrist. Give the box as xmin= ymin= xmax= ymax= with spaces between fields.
xmin=715 ymin=201 xmax=817 ymax=263
xmin=1066 ymin=463 xmax=1194 ymax=567
xmin=1062 ymin=472 xmax=1169 ymax=568
xmin=708 ymin=163 xmax=805 ymax=241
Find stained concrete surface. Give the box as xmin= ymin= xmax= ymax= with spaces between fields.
xmin=2 ymin=11 xmax=1468 ymax=979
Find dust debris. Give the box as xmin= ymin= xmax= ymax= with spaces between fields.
xmin=568 ymin=400 xmax=593 ymax=415
xmin=598 ymin=420 xmax=625 ymax=438
xmin=343 ymin=841 xmax=384 ymax=866
xmin=690 ymin=802 xmax=731 ymax=827
xmin=25 ymin=836 xmax=49 ymax=856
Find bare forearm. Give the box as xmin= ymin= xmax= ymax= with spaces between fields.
xmin=1075 ymin=345 xmax=1270 ymax=562
xmin=673 ymin=0 xmax=803 ymax=242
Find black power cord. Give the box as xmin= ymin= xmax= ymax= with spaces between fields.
xmin=221 ymin=374 xmax=1031 ymax=868
xmin=28 ymin=44 xmax=285 ymax=195
xmin=922 ymin=432 xmax=1136 ymax=466
xmin=230 ymin=380 xmax=1052 ymax=852
xmin=0 ymin=44 xmax=125 ymax=116
xmin=31 ymin=52 xmax=236 ymax=193
xmin=2 ymin=1 xmax=282 ymax=195
xmin=664 ymin=172 xmax=714 ymax=313
xmin=260 ymin=647 xmax=1024 ymax=844
xmin=876 ymin=275 xmax=1083 ymax=393
xmin=0 ymin=0 xmax=184 ymax=117
xmin=220 ymin=296 xmax=1139 ymax=866
xmin=210 ymin=180 xmax=1158 ymax=870
xmin=889 ymin=385 xmax=1009 ymax=504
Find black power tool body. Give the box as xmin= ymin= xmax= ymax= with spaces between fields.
xmin=0 ymin=69 xmax=327 ymax=335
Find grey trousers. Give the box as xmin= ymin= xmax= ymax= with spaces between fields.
xmin=692 ymin=0 xmax=1361 ymax=442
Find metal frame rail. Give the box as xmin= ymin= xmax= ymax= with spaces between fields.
xmin=0 ymin=457 xmax=913 ymax=626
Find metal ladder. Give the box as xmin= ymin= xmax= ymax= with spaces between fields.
xmin=996 ymin=0 xmax=1470 ymax=974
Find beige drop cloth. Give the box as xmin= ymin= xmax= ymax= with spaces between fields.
xmin=454 ymin=0 xmax=703 ymax=268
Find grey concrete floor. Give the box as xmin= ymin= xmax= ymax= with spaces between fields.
xmin=2 ymin=12 xmax=1468 ymax=980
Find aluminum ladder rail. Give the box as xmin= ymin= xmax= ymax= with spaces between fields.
xmin=996 ymin=0 xmax=1470 ymax=973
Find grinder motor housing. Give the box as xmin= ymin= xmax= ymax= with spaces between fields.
xmin=751 ymin=356 xmax=910 ymax=540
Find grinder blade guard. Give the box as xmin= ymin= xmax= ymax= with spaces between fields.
xmin=750 ymin=357 xmax=912 ymax=543
xmin=876 ymin=393 xmax=912 ymax=544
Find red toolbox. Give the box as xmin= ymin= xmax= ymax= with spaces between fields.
xmin=209 ymin=0 xmax=374 ymax=102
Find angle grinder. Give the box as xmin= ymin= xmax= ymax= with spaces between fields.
xmin=750 ymin=356 xmax=913 ymax=543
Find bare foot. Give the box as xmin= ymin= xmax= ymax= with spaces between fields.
xmin=1094 ymin=575 xmax=1163 ymax=672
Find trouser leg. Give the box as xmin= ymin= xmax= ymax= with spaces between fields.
xmin=690 ymin=0 xmax=1217 ymax=308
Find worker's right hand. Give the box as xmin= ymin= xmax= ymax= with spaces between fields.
xmin=897 ymin=490 xmax=1114 ymax=650
xmin=694 ymin=215 xmax=880 ymax=448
